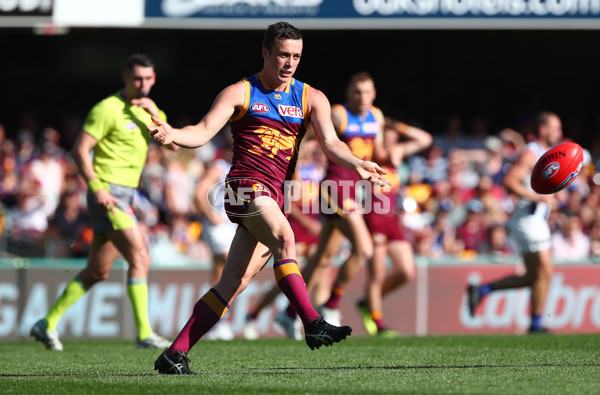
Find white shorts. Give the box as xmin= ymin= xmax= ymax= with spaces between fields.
xmin=202 ymin=221 xmax=237 ymax=256
xmin=508 ymin=203 xmax=551 ymax=254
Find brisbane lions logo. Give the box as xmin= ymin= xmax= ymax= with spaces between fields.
xmin=252 ymin=183 xmax=267 ymax=193
xmin=542 ymin=162 xmax=560 ymax=179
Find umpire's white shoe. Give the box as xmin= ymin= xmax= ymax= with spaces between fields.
xmin=31 ymin=319 xmax=63 ymax=351
xmin=137 ymin=333 xmax=172 ymax=349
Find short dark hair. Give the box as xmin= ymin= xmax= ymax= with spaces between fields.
xmin=125 ymin=53 xmax=154 ymax=72
xmin=262 ymin=22 xmax=302 ymax=52
xmin=348 ymin=71 xmax=374 ymax=88
xmin=535 ymin=111 xmax=558 ymax=132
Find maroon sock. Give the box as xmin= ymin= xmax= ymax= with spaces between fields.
xmin=285 ymin=303 xmax=298 ymax=319
xmin=371 ymin=310 xmax=385 ymax=331
xmin=168 ymin=288 xmax=229 ymax=354
xmin=324 ymin=284 xmax=346 ymax=309
xmin=274 ymin=259 xmax=319 ymax=326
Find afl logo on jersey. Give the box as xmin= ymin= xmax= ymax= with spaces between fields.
xmin=542 ymin=162 xmax=560 ymax=179
xmin=278 ymin=105 xmax=303 ymax=118
xmin=251 ymin=103 xmax=271 ymax=113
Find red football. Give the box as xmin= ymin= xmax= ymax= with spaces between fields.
xmin=530 ymin=142 xmax=584 ymax=194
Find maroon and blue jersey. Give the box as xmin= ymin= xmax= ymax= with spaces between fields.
xmin=228 ymin=73 xmax=309 ymax=189
xmin=324 ymin=104 xmax=382 ymax=182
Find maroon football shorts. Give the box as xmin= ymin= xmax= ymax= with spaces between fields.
xmin=364 ymin=211 xmax=406 ymax=245
xmin=319 ymin=179 xmax=358 ymax=219
xmin=289 ymin=214 xmax=320 ymax=246
xmin=224 ymin=175 xmax=286 ymax=225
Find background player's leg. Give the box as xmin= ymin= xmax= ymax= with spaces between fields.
xmin=523 ymin=248 xmax=553 ymax=331
xmin=382 ymin=240 xmax=416 ymax=297
xmin=324 ymin=212 xmax=373 ymax=310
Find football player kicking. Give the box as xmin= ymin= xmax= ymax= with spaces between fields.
xmin=149 ymin=22 xmax=389 ymax=374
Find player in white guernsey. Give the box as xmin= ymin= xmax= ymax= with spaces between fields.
xmin=467 ymin=112 xmax=562 ymax=333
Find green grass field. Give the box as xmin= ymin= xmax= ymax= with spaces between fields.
xmin=1 ymin=334 xmax=599 ymax=394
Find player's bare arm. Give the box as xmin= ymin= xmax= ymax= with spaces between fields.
xmin=308 ymin=87 xmax=390 ymax=186
xmin=71 ymin=131 xmax=117 ymax=210
xmin=148 ymin=81 xmax=245 ymax=148
xmin=503 ymin=149 xmax=549 ymax=203
xmin=388 ymin=118 xmax=433 ymax=158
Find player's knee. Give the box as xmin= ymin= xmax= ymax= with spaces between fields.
xmin=358 ymin=247 xmax=374 ymax=263
xmin=274 ymin=229 xmax=296 ymax=256
xmin=404 ymin=264 xmax=417 ymax=282
xmin=130 ymin=250 xmax=151 ymax=271
xmin=281 ymin=230 xmax=296 ymax=248
xmin=372 ymin=271 xmax=386 ymax=284
xmin=83 ymin=269 xmax=110 ymax=285
xmin=230 ymin=275 xmax=253 ymax=299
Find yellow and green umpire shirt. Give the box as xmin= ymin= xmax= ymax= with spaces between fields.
xmin=82 ymin=92 xmax=166 ymax=188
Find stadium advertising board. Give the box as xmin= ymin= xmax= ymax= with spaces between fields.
xmin=0 ymin=0 xmax=52 ymax=27
xmin=144 ymin=0 xmax=600 ymax=29
xmin=1 ymin=263 xmax=599 ymax=340
xmin=0 ymin=0 xmax=52 ymax=15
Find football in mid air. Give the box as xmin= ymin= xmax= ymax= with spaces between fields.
xmin=530 ymin=142 xmax=584 ymax=194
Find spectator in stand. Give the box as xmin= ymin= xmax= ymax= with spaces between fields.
xmin=0 ymin=153 xmax=20 ymax=206
xmin=551 ymin=214 xmax=590 ymax=261
xmin=588 ymin=218 xmax=600 ymax=259
xmin=435 ymin=114 xmax=477 ymax=153
xmin=563 ymin=188 xmax=584 ymax=217
xmin=407 ymin=144 xmax=448 ymax=185
xmin=469 ymin=116 xmax=490 ymax=150
xmin=16 ymin=131 xmax=37 ymax=167
xmin=456 ymin=199 xmax=488 ymax=255
xmin=0 ymin=123 xmax=7 ymax=160
xmin=470 ymin=174 xmax=511 ymax=226
xmin=8 ymin=174 xmax=47 ymax=255
xmin=429 ymin=203 xmax=460 ymax=256
xmin=447 ymin=149 xmax=480 ymax=192
xmin=163 ymin=148 xmax=197 ymax=223
xmin=140 ymin=143 xmax=167 ymax=215
xmin=46 ymin=188 xmax=91 ymax=258
xmin=480 ymin=224 xmax=515 ymax=257
xmin=29 ymin=138 xmax=66 ymax=218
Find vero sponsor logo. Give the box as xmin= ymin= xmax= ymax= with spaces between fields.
xmin=278 ymin=105 xmax=303 ymax=118
xmin=251 ymin=103 xmax=270 ymax=113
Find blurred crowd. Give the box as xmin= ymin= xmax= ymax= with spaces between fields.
xmin=2 ymin=113 xmax=600 ymax=263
